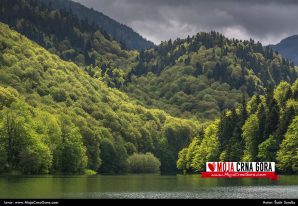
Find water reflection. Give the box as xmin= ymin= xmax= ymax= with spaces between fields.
xmin=0 ymin=175 xmax=297 ymax=199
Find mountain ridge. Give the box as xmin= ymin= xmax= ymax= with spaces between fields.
xmin=39 ymin=0 xmax=155 ymax=50
xmin=269 ymin=35 xmax=298 ymax=65
xmin=124 ymin=31 xmax=297 ymax=120
xmin=0 ymin=0 xmax=139 ymax=88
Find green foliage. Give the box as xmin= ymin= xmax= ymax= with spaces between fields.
xmin=277 ymin=116 xmax=298 ymax=173
xmin=264 ymin=87 xmax=280 ymax=140
xmin=51 ymin=88 xmax=68 ymax=102
xmin=125 ymin=142 xmax=137 ymax=155
xmin=178 ymin=80 xmax=298 ymax=174
xmin=242 ymin=114 xmax=260 ymax=161
xmin=0 ymin=143 xmax=7 ymax=172
xmin=98 ymin=138 xmax=129 ymax=174
xmin=84 ymin=169 xmax=97 ymax=175
xmin=125 ymin=32 xmax=296 ymax=121
xmin=40 ymin=0 xmax=154 ymax=50
xmin=292 ymin=79 xmax=298 ymax=99
xmin=53 ymin=117 xmax=88 ymax=174
xmin=163 ymin=119 xmax=197 ymax=154
xmin=177 ymin=148 xmax=188 ymax=172
xmin=274 ymin=81 xmax=292 ymax=109
xmin=127 ymin=153 xmax=161 ymax=174
xmin=1 ymin=3 xmax=297 ymax=175
xmin=177 ymin=136 xmax=202 ymax=172
xmin=0 ymin=101 xmax=53 ymax=174
xmin=217 ymin=107 xmax=246 ymax=162
xmin=154 ymin=139 xmax=177 ymax=173
xmin=19 ymin=139 xmax=52 ymax=174
xmin=192 ymin=122 xmax=219 ymax=171
xmin=99 ymin=138 xmax=117 ymax=174
xmin=0 ymin=23 xmax=201 ymax=174
xmin=0 ymin=87 xmax=18 ymax=109
xmin=1 ymin=0 xmax=297 ymax=176
xmin=257 ymin=135 xmax=277 ymax=162
xmin=81 ymin=126 xmax=101 ymax=171
xmin=0 ymin=0 xmax=137 ymax=88
xmin=177 ymin=121 xmax=219 ymax=172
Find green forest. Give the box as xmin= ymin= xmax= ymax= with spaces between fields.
xmin=0 ymin=0 xmax=137 ymax=88
xmin=177 ymin=80 xmax=298 ymax=174
xmin=38 ymin=0 xmax=155 ymax=51
xmin=0 ymin=0 xmax=297 ymax=176
xmin=125 ymin=32 xmax=297 ymax=120
xmin=0 ymin=23 xmax=200 ymax=174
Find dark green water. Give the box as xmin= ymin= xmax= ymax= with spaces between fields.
xmin=0 ymin=175 xmax=297 ymax=199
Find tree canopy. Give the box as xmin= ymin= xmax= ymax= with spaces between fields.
xmin=125 ymin=32 xmax=297 ymax=121
xmin=177 ymin=80 xmax=298 ymax=174
xmin=0 ymin=23 xmax=200 ymax=174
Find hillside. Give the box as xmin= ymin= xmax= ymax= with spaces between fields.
xmin=177 ymin=80 xmax=298 ymax=174
xmin=0 ymin=0 xmax=139 ymax=88
xmin=0 ymin=23 xmax=201 ymax=174
xmin=125 ymin=32 xmax=298 ymax=120
xmin=3 ymin=0 xmax=296 ymax=122
xmin=40 ymin=0 xmax=155 ymax=50
xmin=269 ymin=35 xmax=298 ymax=66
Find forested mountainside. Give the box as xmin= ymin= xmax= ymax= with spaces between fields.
xmin=39 ymin=0 xmax=155 ymax=50
xmin=0 ymin=0 xmax=132 ymax=67
xmin=1 ymin=1 xmax=297 ymax=122
xmin=0 ymin=0 xmax=138 ymax=88
xmin=0 ymin=0 xmax=297 ymax=176
xmin=125 ymin=32 xmax=297 ymax=120
xmin=177 ymin=80 xmax=298 ymax=174
xmin=0 ymin=23 xmax=201 ymax=174
xmin=269 ymin=35 xmax=298 ymax=66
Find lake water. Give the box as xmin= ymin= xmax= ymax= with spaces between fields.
xmin=0 ymin=175 xmax=297 ymax=199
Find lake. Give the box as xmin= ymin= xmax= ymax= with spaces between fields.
xmin=0 ymin=175 xmax=297 ymax=199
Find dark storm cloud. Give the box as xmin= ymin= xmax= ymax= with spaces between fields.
xmin=73 ymin=0 xmax=298 ymax=45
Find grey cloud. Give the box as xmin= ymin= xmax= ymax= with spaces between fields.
xmin=73 ymin=0 xmax=298 ymax=45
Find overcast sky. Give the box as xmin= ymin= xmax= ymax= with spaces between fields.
xmin=73 ymin=0 xmax=298 ymax=45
